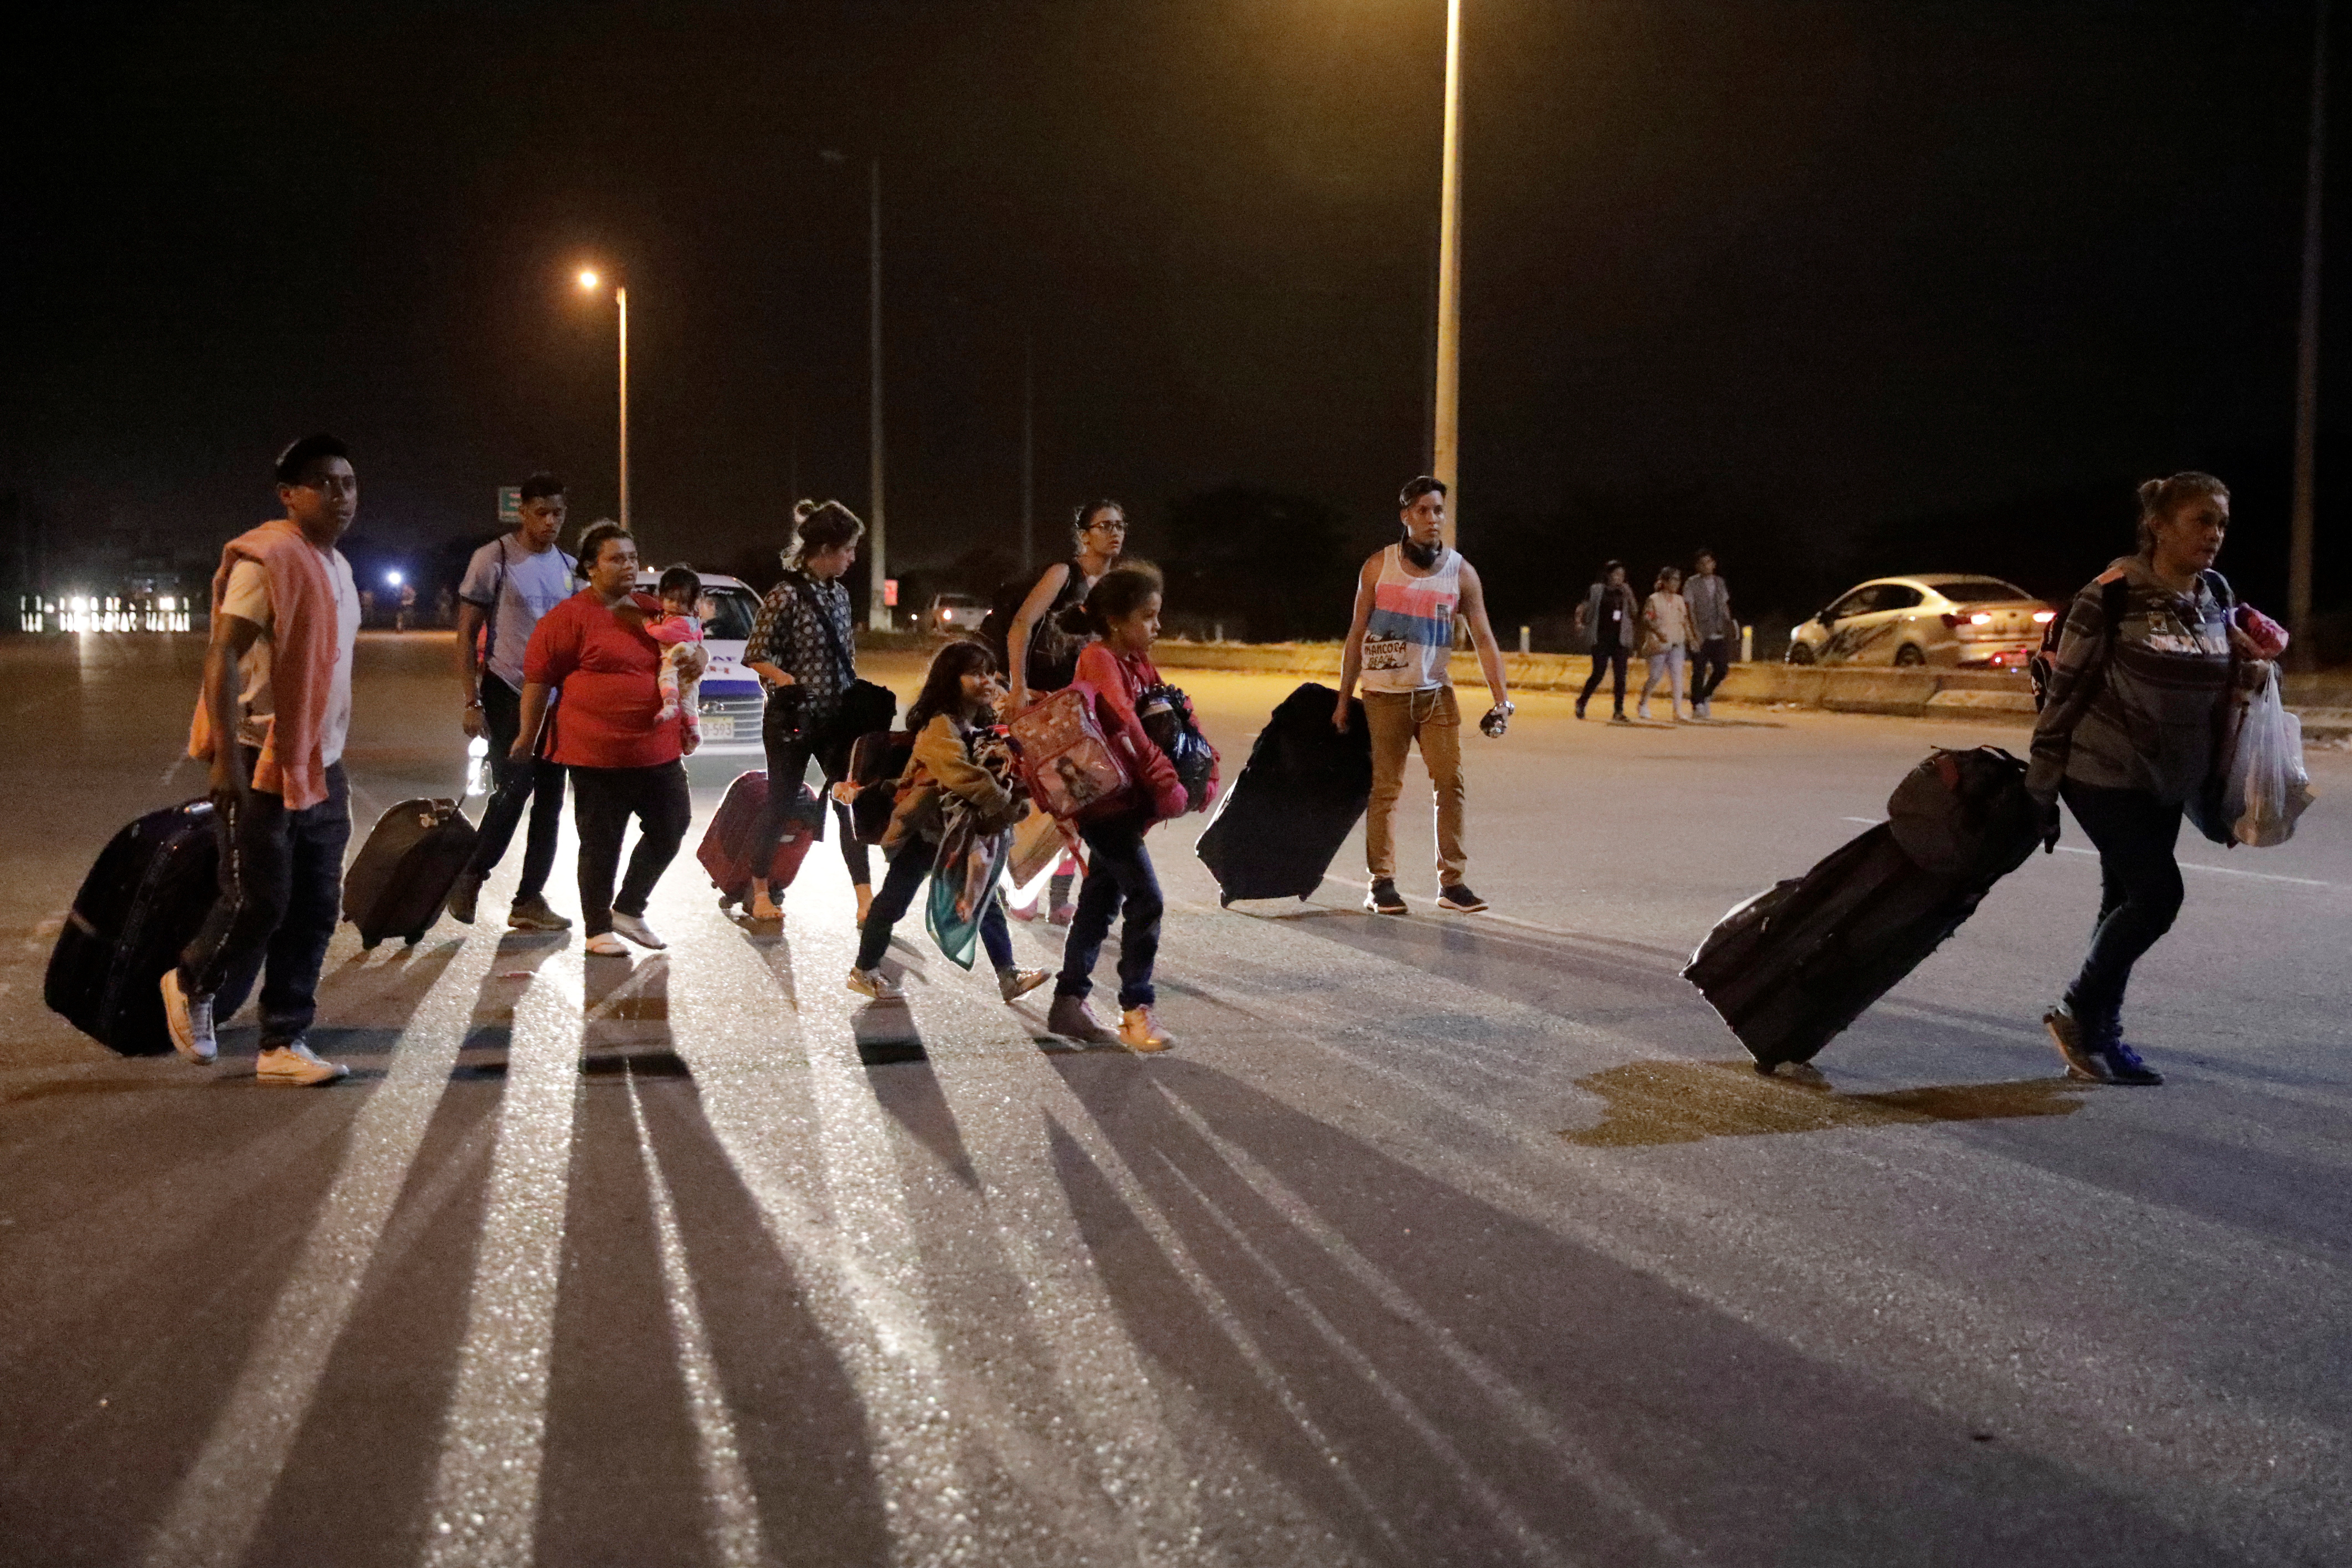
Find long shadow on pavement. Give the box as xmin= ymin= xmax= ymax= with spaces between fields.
xmin=1047 ymin=1054 xmax=2226 ymax=1567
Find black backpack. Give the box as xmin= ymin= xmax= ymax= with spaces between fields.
xmin=979 ymin=559 xmax=1090 ymax=690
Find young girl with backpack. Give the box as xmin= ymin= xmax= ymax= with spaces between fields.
xmin=847 ymin=641 xmax=1052 ymax=1005
xmin=1044 ymin=563 xmax=1190 ymax=1051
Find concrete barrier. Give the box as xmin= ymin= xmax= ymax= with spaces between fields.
xmin=860 ymin=629 xmax=2346 ymax=736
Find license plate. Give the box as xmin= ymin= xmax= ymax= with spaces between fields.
xmin=702 ymin=715 xmax=735 ymax=741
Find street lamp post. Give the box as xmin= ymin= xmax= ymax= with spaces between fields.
xmin=577 ymin=269 xmax=630 ymax=533
xmin=1433 ymin=0 xmax=1463 ymax=550
xmin=867 ymin=156 xmax=889 ymax=630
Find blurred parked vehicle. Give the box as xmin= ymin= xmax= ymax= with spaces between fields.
xmin=925 ymin=591 xmax=987 ymax=636
xmin=1784 ymin=575 xmax=2055 ymax=670
xmin=633 ymin=569 xmax=766 ymax=751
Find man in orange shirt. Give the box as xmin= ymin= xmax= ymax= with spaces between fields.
xmin=163 ymin=435 xmax=363 ymax=1086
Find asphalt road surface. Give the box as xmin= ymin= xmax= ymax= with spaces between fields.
xmin=3 ymin=632 xmax=2348 ymax=1568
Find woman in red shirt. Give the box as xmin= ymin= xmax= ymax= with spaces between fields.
xmin=1045 ymin=563 xmax=1188 ymax=1051
xmin=514 ymin=522 xmax=703 ymax=954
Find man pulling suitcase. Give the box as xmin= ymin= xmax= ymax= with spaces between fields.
xmin=160 ymin=434 xmax=366 ymax=1085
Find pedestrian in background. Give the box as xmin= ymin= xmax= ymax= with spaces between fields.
xmin=1047 ymin=563 xmax=1192 ymax=1051
xmin=1574 ymin=561 xmax=1638 ymax=723
xmin=162 ymin=434 xmax=364 ymax=1085
xmin=512 ymin=521 xmax=702 ymax=957
xmin=2026 ymin=472 xmax=2279 ymax=1086
xmin=448 ymin=472 xmax=576 ymax=932
xmin=1686 ymin=549 xmax=1733 ymax=719
xmin=1001 ymin=498 xmax=1126 ymax=924
xmin=1639 ymin=565 xmax=1695 ymax=722
xmin=741 ymin=500 xmax=873 ymax=923
xmin=1333 ymin=476 xmax=1513 ymax=917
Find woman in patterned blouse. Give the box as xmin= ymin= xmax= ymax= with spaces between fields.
xmin=742 ymin=500 xmax=869 ymax=921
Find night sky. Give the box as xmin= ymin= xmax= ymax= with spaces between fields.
xmin=5 ymin=0 xmax=2342 ymax=624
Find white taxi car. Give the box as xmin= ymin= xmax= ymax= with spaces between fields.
xmin=634 ymin=569 xmax=767 ymax=751
xmin=1784 ymin=575 xmax=2056 ymax=670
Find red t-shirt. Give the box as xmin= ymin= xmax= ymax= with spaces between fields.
xmin=523 ymin=590 xmax=683 ymax=770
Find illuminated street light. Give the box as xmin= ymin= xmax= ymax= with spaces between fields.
xmin=574 ymin=266 xmax=630 ymax=534
xmin=384 ymin=570 xmax=403 ymax=587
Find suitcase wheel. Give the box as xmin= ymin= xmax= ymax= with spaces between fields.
xmin=361 ymin=935 xmax=381 ymax=951
xmin=405 ymin=929 xmax=426 ymax=946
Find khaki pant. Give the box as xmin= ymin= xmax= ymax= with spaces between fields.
xmin=1363 ymin=685 xmax=1466 ymax=884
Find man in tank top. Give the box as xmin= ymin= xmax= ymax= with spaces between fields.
xmin=1333 ymin=475 xmax=1513 ymax=916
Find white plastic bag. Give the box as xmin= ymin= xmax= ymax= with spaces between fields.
xmin=2225 ymin=667 xmax=2315 ymax=847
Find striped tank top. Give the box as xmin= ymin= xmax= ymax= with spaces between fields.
xmin=1359 ymin=543 xmax=1461 ymax=693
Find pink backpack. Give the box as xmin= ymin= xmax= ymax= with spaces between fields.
xmin=1008 ymin=683 xmax=1133 ymax=820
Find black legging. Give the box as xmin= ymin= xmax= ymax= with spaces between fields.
xmin=570 ymin=762 xmax=692 ymax=937
xmin=2059 ymin=780 xmax=2186 ymax=1029
xmin=1580 ymin=644 xmax=1630 ymax=712
xmin=749 ymin=689 xmax=871 ymax=888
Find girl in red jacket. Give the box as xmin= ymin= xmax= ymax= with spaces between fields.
xmin=1046 ymin=563 xmax=1189 ymax=1051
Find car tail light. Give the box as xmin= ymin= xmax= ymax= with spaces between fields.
xmin=1968 ymin=612 xmax=1992 ymax=625
xmin=1940 ymin=613 xmax=1961 ymax=628
xmin=2032 ymin=609 xmax=2056 ymax=624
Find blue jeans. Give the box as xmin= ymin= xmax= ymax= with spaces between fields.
xmin=1055 ymin=811 xmax=1162 ymax=1010
xmin=855 ymin=839 xmax=1014 ymax=972
xmin=178 ymin=755 xmax=352 ymax=1049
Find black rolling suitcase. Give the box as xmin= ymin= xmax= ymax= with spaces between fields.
xmin=343 ymin=798 xmax=478 ymax=949
xmin=46 ymin=800 xmax=259 ymax=1054
xmin=1684 ymin=747 xmax=2042 ymax=1072
xmin=1196 ymin=682 xmax=1373 ymax=905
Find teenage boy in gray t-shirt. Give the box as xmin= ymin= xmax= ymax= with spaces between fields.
xmin=449 ymin=472 xmax=579 ymax=929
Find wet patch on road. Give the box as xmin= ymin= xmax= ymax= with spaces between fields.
xmin=1561 ymin=1057 xmax=2094 ymax=1147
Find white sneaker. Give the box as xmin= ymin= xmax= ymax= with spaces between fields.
xmin=161 ymin=969 xmax=217 ymax=1063
xmin=256 ymin=1041 xmax=348 ymax=1086
xmin=583 ymin=931 xmax=631 ymax=956
xmin=609 ymin=913 xmax=666 ymax=950
xmin=846 ymin=966 xmax=903 ymax=1000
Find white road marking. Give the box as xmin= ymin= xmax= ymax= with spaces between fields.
xmin=1840 ymin=816 xmax=2335 ymax=887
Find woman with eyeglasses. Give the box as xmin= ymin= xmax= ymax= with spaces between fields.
xmin=1002 ymin=499 xmax=1126 ymax=924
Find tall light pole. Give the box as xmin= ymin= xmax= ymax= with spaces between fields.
xmin=577 ymin=269 xmax=630 ymax=534
xmin=2290 ymin=0 xmax=2329 ymax=670
xmin=867 ymin=156 xmax=889 ymax=630
xmin=1432 ymin=0 xmax=1464 ymax=549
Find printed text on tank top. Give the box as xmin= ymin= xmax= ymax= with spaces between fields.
xmin=1360 ymin=544 xmax=1461 ymax=693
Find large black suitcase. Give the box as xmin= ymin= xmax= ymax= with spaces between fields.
xmin=1196 ymin=682 xmax=1373 ymax=905
xmin=46 ymin=800 xmax=259 ymax=1055
xmin=343 ymin=798 xmax=478 ymax=949
xmin=1684 ymin=748 xmax=2041 ymax=1072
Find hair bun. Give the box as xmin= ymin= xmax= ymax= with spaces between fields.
xmin=2137 ymin=479 xmax=2164 ymax=508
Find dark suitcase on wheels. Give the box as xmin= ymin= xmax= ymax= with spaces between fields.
xmin=1196 ymin=682 xmax=1373 ymax=905
xmin=1684 ymin=747 xmax=2041 ymax=1072
xmin=699 ymin=770 xmax=819 ymax=909
xmin=343 ymin=798 xmax=479 ymax=949
xmin=46 ymin=800 xmax=259 ymax=1054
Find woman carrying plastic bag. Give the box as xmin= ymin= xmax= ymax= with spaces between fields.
xmin=2221 ymin=665 xmax=2316 ymax=847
